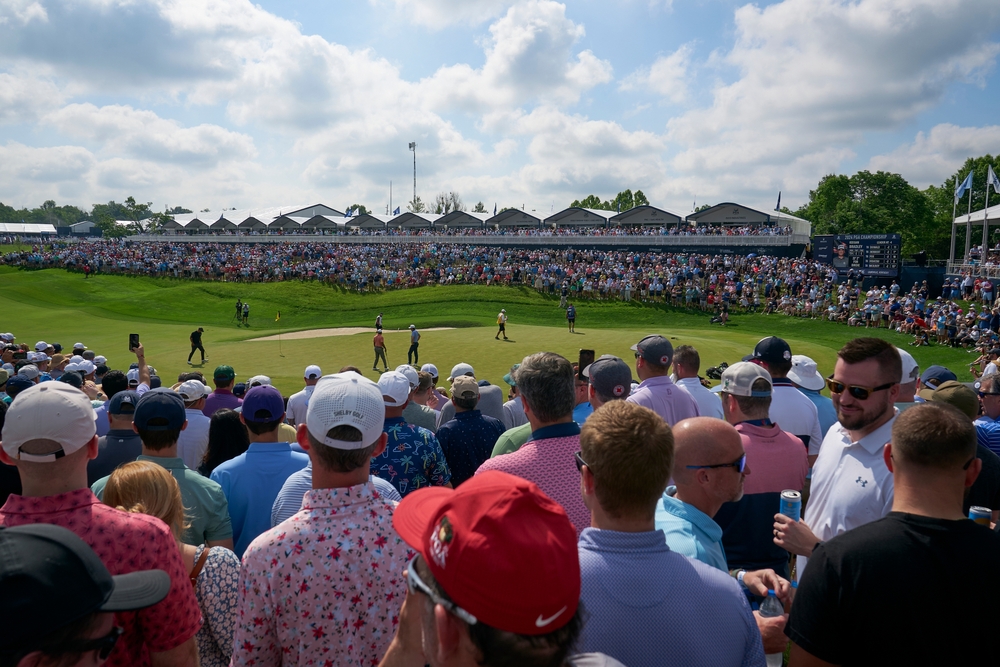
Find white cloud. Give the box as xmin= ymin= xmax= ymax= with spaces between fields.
xmin=620 ymin=44 xmax=692 ymax=103
xmin=425 ymin=1 xmax=613 ymax=112
xmin=868 ymin=123 xmax=1000 ymax=187
xmin=0 ymin=142 xmax=94 ymax=183
xmin=0 ymin=0 xmax=47 ymax=25
xmin=375 ymin=0 xmax=510 ymax=27
xmin=0 ymin=72 xmax=63 ymax=123
xmin=43 ymin=104 xmax=256 ymax=166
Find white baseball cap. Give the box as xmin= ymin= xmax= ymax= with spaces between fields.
xmin=1 ymin=382 xmax=97 ymax=462
xmin=720 ymin=362 xmax=773 ymax=397
xmin=17 ymin=365 xmax=39 ymax=381
xmin=306 ymin=372 xmax=385 ymax=450
xmin=76 ymin=360 xmax=96 ymax=376
xmin=449 ymin=363 xmax=475 ymax=380
xmin=34 ymin=341 xmax=48 ymax=352
xmin=304 ymin=365 xmax=322 ymax=380
xmin=247 ymin=375 xmax=272 ymax=388
xmin=175 ymin=379 xmax=210 ymax=402
xmin=126 ymin=368 xmax=140 ymax=385
xmin=895 ymin=347 xmax=920 ymax=385
xmin=788 ymin=355 xmax=825 ymax=392
xmin=72 ymin=343 xmax=86 ymax=350
xmin=394 ymin=364 xmax=419 ymax=390
xmin=379 ymin=371 xmax=412 ymax=407
xmin=94 ymin=356 xmax=107 ymax=366
xmin=420 ymin=363 xmax=439 ymax=378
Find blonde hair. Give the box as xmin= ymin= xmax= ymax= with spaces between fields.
xmin=103 ymin=461 xmax=189 ymax=541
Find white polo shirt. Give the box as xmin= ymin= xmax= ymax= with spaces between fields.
xmin=798 ymin=411 xmax=896 ymax=576
xmin=675 ymin=377 xmax=724 ymax=420
xmin=177 ymin=408 xmax=212 ymax=471
xmin=285 ymin=385 xmax=314 ymax=426
xmin=769 ymin=379 xmax=824 ymax=455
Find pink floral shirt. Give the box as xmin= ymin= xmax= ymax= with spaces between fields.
xmin=231 ymin=482 xmax=410 ymax=666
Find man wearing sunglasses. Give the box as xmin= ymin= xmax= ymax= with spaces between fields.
xmin=786 ymin=403 xmax=1000 ymax=667
xmin=972 ymin=375 xmax=1000 ymax=458
xmin=774 ymin=338 xmax=900 ymax=578
xmin=0 ymin=523 xmax=170 ymax=667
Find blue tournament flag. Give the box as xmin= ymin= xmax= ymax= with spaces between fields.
xmin=955 ymin=171 xmax=973 ymax=202
xmin=344 ymin=207 xmax=353 ymax=218
xmin=988 ymin=165 xmax=1000 ymax=194
xmin=393 ymin=206 xmax=400 ymax=215
xmin=493 ymin=203 xmax=497 ymax=216
xmin=775 ymin=191 xmax=781 ymax=211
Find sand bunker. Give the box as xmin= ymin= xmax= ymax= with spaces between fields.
xmin=248 ymin=327 xmax=455 ymax=342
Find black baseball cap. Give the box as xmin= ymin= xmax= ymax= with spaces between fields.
xmin=0 ymin=524 xmax=170 ymax=649
xmin=752 ymin=336 xmax=792 ymax=364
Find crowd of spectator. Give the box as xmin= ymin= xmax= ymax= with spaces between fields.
xmin=2 ymin=330 xmax=998 ymax=666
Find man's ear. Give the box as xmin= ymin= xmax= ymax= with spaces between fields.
xmin=371 ymin=433 xmax=388 ymax=459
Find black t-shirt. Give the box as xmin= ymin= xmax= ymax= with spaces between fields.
xmin=966 ymin=444 xmax=1000 ymax=515
xmin=787 ymin=512 xmax=1000 ymax=666
xmin=190 ymin=329 xmax=202 ymax=344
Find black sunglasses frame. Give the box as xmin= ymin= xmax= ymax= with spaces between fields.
xmin=61 ymin=625 xmax=123 ymax=661
xmin=825 ymin=377 xmax=896 ymax=400
xmin=685 ymin=452 xmax=747 ymax=473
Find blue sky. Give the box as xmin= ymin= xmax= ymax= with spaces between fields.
xmin=1 ymin=0 xmax=999 ymax=216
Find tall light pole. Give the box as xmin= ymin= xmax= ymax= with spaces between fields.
xmin=408 ymin=142 xmax=417 ymax=208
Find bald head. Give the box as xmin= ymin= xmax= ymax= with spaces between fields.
xmin=673 ymin=417 xmax=743 ymax=483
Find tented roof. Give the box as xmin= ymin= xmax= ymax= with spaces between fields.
xmin=0 ymin=223 xmax=57 ymax=234
xmin=544 ymin=207 xmax=616 ymax=226
xmin=489 ymin=209 xmax=541 ymax=227
xmin=610 ymin=205 xmax=684 ymax=226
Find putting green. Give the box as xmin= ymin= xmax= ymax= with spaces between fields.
xmin=0 ymin=267 xmax=973 ymax=394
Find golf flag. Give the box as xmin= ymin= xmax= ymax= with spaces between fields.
xmin=275 ymin=311 xmax=280 ymax=322
xmin=775 ymin=191 xmax=781 ymax=211
xmin=393 ymin=206 xmax=400 ymax=215
xmin=988 ymin=165 xmax=1000 ymax=194
xmin=344 ymin=208 xmax=353 ymax=218
xmin=955 ymin=171 xmax=973 ymax=202
xmin=493 ymin=203 xmax=497 ymax=215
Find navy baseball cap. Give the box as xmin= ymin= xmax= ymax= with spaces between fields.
xmin=108 ymin=390 xmax=140 ymax=416
xmin=134 ymin=390 xmax=186 ymax=431
xmin=752 ymin=336 xmax=792 ymax=364
xmin=920 ymin=365 xmax=958 ymax=391
xmin=242 ymin=385 xmax=285 ymax=422
xmin=5 ymin=375 xmax=33 ymax=398
xmin=631 ymin=335 xmax=674 ymax=367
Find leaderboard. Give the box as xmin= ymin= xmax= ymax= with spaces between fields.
xmin=814 ymin=234 xmax=901 ymax=277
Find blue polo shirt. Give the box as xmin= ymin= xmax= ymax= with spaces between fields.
xmin=577 ymin=528 xmax=765 ymax=667
xmin=654 ymin=488 xmax=728 ymax=571
xmin=974 ymin=416 xmax=1000 ymax=458
xmin=210 ymin=442 xmax=309 ymax=556
xmin=798 ymin=388 xmax=838 ymax=439
xmin=436 ymin=410 xmax=505 ymax=487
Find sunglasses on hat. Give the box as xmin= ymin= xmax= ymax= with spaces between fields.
xmin=825 ymin=377 xmax=895 ymax=401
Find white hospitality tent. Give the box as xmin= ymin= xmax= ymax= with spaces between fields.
xmin=544 ymin=207 xmax=616 ymax=227
xmin=952 ymin=203 xmax=1000 ymax=262
xmin=436 ymin=211 xmax=490 ymax=229
xmin=489 ymin=209 xmax=542 ymax=228
xmin=610 ymin=205 xmax=685 ymax=228
xmin=0 ymin=223 xmax=57 ymax=235
xmin=391 ymin=212 xmax=441 ymax=229
xmin=686 ymin=202 xmax=811 ymax=236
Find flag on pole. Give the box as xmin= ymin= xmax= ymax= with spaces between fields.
xmin=275 ymin=311 xmax=280 ymax=322
xmin=344 ymin=208 xmax=353 ymax=218
xmin=493 ymin=203 xmax=497 ymax=216
xmin=775 ymin=191 xmax=781 ymax=211
xmin=393 ymin=206 xmax=400 ymax=215
xmin=988 ymin=165 xmax=1000 ymax=195
xmin=955 ymin=172 xmax=973 ymax=202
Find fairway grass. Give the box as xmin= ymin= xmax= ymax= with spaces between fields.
xmin=0 ymin=267 xmax=977 ymax=395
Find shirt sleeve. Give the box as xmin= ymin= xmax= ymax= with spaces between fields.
xmin=423 ymin=433 xmax=452 ymax=487
xmin=135 ymin=520 xmax=203 ymax=652
xmin=199 ymin=547 xmax=241 ymax=661
xmin=231 ymin=548 xmax=282 ymax=666
xmin=204 ymin=484 xmax=234 ymax=541
xmin=784 ymin=544 xmax=844 ymax=663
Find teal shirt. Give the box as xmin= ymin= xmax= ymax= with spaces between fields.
xmin=654 ymin=488 xmax=728 ymax=572
xmin=92 ymin=455 xmax=233 ymax=547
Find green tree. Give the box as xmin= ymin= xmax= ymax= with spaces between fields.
xmin=407 ymin=196 xmax=426 ymax=213
xmin=634 ymin=190 xmax=649 ymax=207
xmin=121 ymin=196 xmax=153 ymax=234
xmin=798 ymin=174 xmax=851 ymax=235
xmin=346 ymin=204 xmax=369 ymax=216
xmin=166 ymin=206 xmax=192 ymax=214
xmin=93 ymin=213 xmax=129 ymax=238
xmin=694 ymin=203 xmax=711 ymax=213
xmin=472 ymin=201 xmax=486 ymax=213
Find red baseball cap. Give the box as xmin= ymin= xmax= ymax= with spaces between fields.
xmin=393 ymin=471 xmax=580 ymax=636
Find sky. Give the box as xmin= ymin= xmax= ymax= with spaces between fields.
xmin=2 ymin=0 xmax=1000 ymax=216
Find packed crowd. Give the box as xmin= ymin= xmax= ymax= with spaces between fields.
xmin=1 ymin=326 xmax=998 ymax=667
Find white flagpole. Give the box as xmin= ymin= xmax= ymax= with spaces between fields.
xmin=966 ymin=177 xmax=974 ymax=264
xmin=985 ymin=172 xmax=992 ymax=256
xmin=951 ymin=181 xmax=959 ymax=267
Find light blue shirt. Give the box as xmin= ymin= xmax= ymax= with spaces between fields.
xmin=577 ymin=528 xmax=765 ymax=667
xmin=654 ymin=489 xmax=728 ymax=571
xmin=799 ymin=388 xmax=838 ymax=439
xmin=271 ymin=462 xmax=402 ymax=527
xmin=210 ymin=442 xmax=309 ymax=556
xmin=573 ymin=402 xmax=594 ymax=425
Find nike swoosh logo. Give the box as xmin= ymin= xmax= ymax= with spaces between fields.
xmin=535 ymin=606 xmax=567 ymax=628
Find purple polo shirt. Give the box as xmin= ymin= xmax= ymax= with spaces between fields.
xmin=203 ymin=388 xmax=242 ymax=417
xmin=626 ymin=376 xmax=700 ymax=426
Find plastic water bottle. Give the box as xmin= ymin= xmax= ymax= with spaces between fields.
xmin=759 ymin=590 xmax=784 ymax=667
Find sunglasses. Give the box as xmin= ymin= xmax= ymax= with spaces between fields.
xmin=979 ymin=392 xmax=1000 ymax=398
xmin=574 ymin=451 xmax=588 ymax=473
xmin=406 ymin=556 xmax=478 ymax=625
xmin=685 ymin=452 xmax=747 ymax=473
xmin=825 ymin=378 xmax=895 ymax=400
xmin=63 ymin=625 xmax=123 ymax=661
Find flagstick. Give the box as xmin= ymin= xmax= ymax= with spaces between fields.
xmin=966 ymin=182 xmax=974 ymax=269
xmin=951 ymin=188 xmax=958 ymax=267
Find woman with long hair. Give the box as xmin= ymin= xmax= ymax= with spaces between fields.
xmin=103 ymin=461 xmax=239 ymax=667
xmin=198 ymin=409 xmax=250 ymax=477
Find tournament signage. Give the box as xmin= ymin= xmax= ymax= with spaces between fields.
xmin=814 ymin=234 xmax=901 ymax=277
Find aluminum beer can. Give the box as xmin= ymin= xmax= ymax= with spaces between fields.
xmin=969 ymin=506 xmax=992 ymax=526
xmin=780 ymin=490 xmax=802 ymax=522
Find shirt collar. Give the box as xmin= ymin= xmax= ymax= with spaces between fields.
xmin=638 ymin=375 xmax=674 ymax=389
xmin=531 ymin=421 xmax=581 ymax=441
xmin=659 ymin=491 xmax=723 ymax=540
xmin=247 ymin=442 xmax=292 ymax=452
xmin=578 ymin=527 xmax=670 ymax=553
xmin=454 ymin=410 xmax=482 ymax=420
xmin=1 ymin=488 xmax=99 ymax=515
xmin=137 ymin=454 xmax=187 ymax=469
xmin=835 ymin=410 xmax=898 ymax=455
xmin=772 ymin=377 xmax=795 ymax=386
xmin=303 ymin=481 xmax=378 ymax=510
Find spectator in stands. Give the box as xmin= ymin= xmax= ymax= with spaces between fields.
xmin=672 ymin=344 xmax=723 ymax=419
xmin=436 ymin=362 xmax=507 ymax=428
xmin=749 ymin=337 xmax=822 ymax=465
xmin=575 ymin=401 xmax=766 ymax=667
xmin=380 ymin=471 xmax=614 ymax=667
xmin=174 ymin=379 xmax=212 ymax=470
xmin=87 ymin=390 xmax=142 ymax=486
xmin=285 ymin=364 xmax=322 ymax=426
xmin=232 ymin=372 xmax=410 ymax=666
xmin=202 ymin=365 xmax=241 ymax=417
xmin=197 ymin=408 xmax=250 ymax=476
xmin=787 ymin=355 xmax=837 ymax=436
xmin=786 ymin=403 xmax=1000 ymax=665
xmin=210 ymin=385 xmax=309 ymax=556
xmin=104 ymin=460 xmax=241 ymax=667
xmin=774 ymin=337 xmax=900 ymax=577
xmin=0 ymin=382 xmax=202 ymax=666
xmin=372 ymin=371 xmax=452 ymax=496
xmin=0 ymin=523 xmax=172 ymax=667
xmin=627 ymin=335 xmax=700 ymax=426
xmin=92 ymin=390 xmax=234 ymax=550
xmin=436 ymin=376 xmax=505 ymax=487
xmin=476 ymin=352 xmax=588 ymax=533
xmin=713 ymin=363 xmax=808 ymax=578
